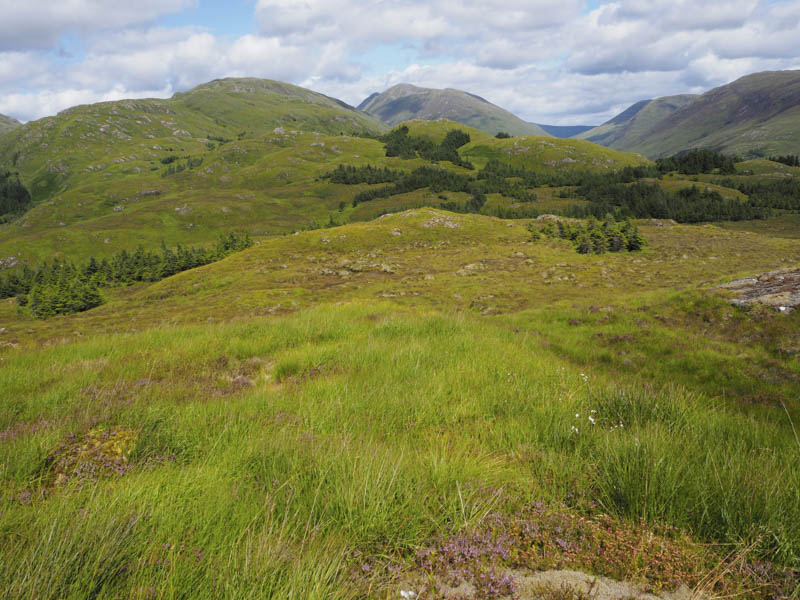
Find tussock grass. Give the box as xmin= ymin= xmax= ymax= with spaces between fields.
xmin=2 ymin=302 xmax=799 ymax=597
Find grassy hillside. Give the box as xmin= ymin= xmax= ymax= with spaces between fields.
xmin=0 ymin=78 xmax=392 ymax=264
xmin=359 ymin=83 xmax=549 ymax=137
xmin=581 ymin=71 xmax=800 ymax=158
xmin=461 ymin=134 xmax=651 ymax=171
xmin=578 ymin=95 xmax=697 ymax=147
xmin=1 ymin=208 xmax=799 ymax=598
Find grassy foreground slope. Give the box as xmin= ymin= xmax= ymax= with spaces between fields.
xmin=1 ymin=209 xmax=799 ymax=598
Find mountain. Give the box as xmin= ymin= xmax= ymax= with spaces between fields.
xmin=168 ymin=78 xmax=385 ymax=136
xmin=579 ymin=70 xmax=800 ymax=158
xmin=358 ymin=83 xmax=549 ymax=137
xmin=535 ymin=123 xmax=595 ymax=138
xmin=0 ymin=113 xmax=21 ymax=135
xmin=577 ymin=95 xmax=697 ymax=148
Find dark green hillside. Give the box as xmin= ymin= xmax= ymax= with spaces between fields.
xmin=170 ymin=78 xmax=386 ymax=137
xmin=0 ymin=104 xmax=649 ymax=267
xmin=0 ymin=79 xmax=387 ymax=263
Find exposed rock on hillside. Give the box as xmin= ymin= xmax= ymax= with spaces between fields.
xmin=717 ymin=268 xmax=800 ymax=312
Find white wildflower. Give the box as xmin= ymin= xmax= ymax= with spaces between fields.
xmin=588 ymin=416 xmax=596 ymax=425
xmin=401 ymin=591 xmax=417 ymax=600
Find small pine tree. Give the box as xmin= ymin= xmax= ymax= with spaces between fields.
xmin=576 ymin=233 xmax=593 ymax=254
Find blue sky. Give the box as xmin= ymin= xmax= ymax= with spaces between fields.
xmin=1 ymin=0 xmax=799 ymax=124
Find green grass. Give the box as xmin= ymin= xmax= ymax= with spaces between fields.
xmin=461 ymin=135 xmax=651 ymax=172
xmin=1 ymin=301 xmax=798 ymax=598
xmin=1 ymin=208 xmax=799 ymax=597
xmin=716 ymin=212 xmax=800 ymax=239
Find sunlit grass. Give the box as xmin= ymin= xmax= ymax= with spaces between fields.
xmin=2 ymin=300 xmax=799 ymax=597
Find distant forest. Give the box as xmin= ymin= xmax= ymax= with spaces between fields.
xmin=326 ymin=128 xmax=791 ymax=222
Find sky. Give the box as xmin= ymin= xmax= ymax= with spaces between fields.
xmin=1 ymin=0 xmax=799 ymax=125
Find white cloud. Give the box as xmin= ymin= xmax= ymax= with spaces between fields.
xmin=0 ymin=0 xmax=196 ymax=50
xmin=1 ymin=0 xmax=800 ymax=125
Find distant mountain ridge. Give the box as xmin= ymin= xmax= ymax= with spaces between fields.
xmin=578 ymin=70 xmax=800 ymax=158
xmin=359 ymin=83 xmax=550 ymax=137
xmin=0 ymin=113 xmax=21 ymax=135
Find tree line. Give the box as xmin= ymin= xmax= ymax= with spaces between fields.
xmin=711 ymin=177 xmax=800 ymax=211
xmin=768 ymin=154 xmax=800 ymax=167
xmin=329 ymin=141 xmax=772 ymax=224
xmin=1 ymin=232 xmax=252 ymax=318
xmin=566 ymin=182 xmax=769 ymax=222
xmin=323 ymin=164 xmax=405 ymax=185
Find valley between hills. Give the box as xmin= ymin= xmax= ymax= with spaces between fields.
xmin=0 ymin=73 xmax=799 ymax=599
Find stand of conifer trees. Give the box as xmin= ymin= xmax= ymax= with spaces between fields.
xmin=531 ymin=215 xmax=645 ymax=254
xmin=0 ymin=232 xmax=252 ymax=318
xmin=566 ymin=183 xmax=769 ymax=222
xmin=768 ymin=154 xmax=800 ymax=167
xmin=0 ymin=171 xmax=32 ymax=223
xmin=381 ymin=126 xmax=474 ymax=169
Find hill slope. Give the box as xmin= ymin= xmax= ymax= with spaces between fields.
xmin=0 ymin=78 xmax=389 ymax=262
xmin=577 ymin=94 xmax=697 ymax=148
xmin=0 ymin=99 xmax=650 ymax=266
xmin=580 ymin=70 xmax=800 ymax=158
xmin=460 ymin=132 xmax=650 ymax=172
xmin=0 ymin=114 xmax=21 ymax=135
xmin=359 ymin=83 xmax=549 ymax=137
